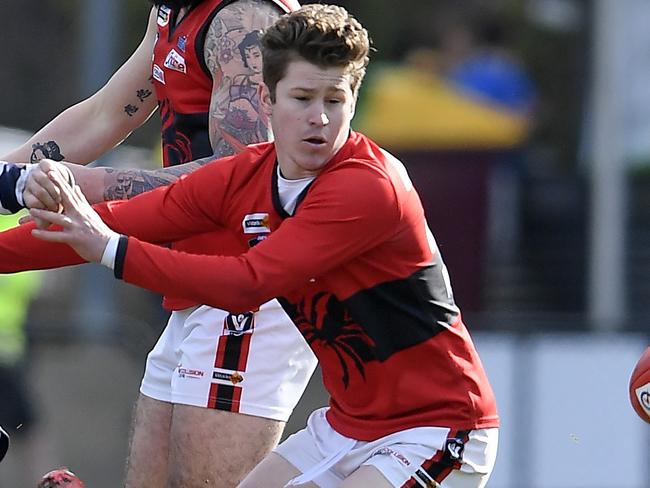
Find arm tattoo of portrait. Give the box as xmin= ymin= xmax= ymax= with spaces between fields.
xmin=204 ymin=0 xmax=282 ymax=158
xmin=30 ymin=141 xmax=65 ymax=163
xmin=102 ymin=155 xmax=215 ymax=200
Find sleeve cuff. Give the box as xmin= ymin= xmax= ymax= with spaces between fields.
xmin=0 ymin=161 xmax=27 ymax=214
xmin=100 ymin=233 xmax=121 ymax=270
xmin=114 ymin=236 xmax=129 ymax=279
xmin=15 ymin=164 xmax=36 ymax=207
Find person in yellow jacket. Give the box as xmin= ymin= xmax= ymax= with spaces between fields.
xmin=0 ymin=213 xmax=41 ymax=439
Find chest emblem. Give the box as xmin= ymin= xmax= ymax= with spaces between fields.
xmin=157 ymin=6 xmax=171 ymax=27
xmin=152 ymin=64 xmax=165 ymax=84
xmin=164 ymin=49 xmax=186 ymax=74
xmin=242 ymin=213 xmax=270 ymax=234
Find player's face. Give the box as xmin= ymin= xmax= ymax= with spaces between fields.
xmin=263 ymin=59 xmax=356 ymax=180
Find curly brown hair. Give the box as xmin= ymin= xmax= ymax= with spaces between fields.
xmin=260 ymin=4 xmax=370 ymax=102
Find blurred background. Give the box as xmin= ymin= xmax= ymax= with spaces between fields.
xmin=0 ymin=0 xmax=649 ymax=487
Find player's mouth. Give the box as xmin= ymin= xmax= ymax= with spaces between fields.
xmin=303 ymin=136 xmax=327 ymax=146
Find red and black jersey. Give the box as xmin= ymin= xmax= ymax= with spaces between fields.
xmin=152 ymin=0 xmax=299 ymax=167
xmin=152 ymin=0 xmax=300 ymax=310
xmin=0 ymin=132 xmax=498 ymax=440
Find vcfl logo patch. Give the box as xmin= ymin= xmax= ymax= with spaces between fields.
xmin=224 ymin=312 xmax=255 ymax=336
xmin=445 ymin=438 xmax=465 ymax=461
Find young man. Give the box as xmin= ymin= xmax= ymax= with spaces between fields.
xmin=1 ymin=4 xmax=499 ymax=487
xmin=0 ymin=1 xmax=317 ymax=487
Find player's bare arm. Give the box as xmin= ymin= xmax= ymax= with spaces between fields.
xmin=101 ymin=155 xmax=213 ymax=201
xmin=1 ymin=8 xmax=159 ymax=166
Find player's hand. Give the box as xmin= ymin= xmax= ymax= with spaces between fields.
xmin=29 ymin=169 xmax=118 ymax=264
xmin=22 ymin=159 xmax=75 ymax=214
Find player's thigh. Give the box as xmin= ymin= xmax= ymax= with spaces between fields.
xmin=238 ymin=452 xmax=319 ymax=488
xmin=125 ymin=394 xmax=173 ymax=488
xmin=169 ymin=404 xmax=285 ymax=487
xmin=340 ymin=465 xmax=394 ymax=488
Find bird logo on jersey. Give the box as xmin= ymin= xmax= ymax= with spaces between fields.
xmin=281 ymin=293 xmax=376 ymax=388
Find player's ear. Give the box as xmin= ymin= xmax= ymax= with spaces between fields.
xmin=259 ymin=83 xmax=273 ymax=117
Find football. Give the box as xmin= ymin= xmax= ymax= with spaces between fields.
xmin=629 ymin=346 xmax=650 ymax=423
xmin=37 ymin=468 xmax=86 ymax=488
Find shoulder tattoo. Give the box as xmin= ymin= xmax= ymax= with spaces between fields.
xmin=204 ymin=0 xmax=283 ymax=156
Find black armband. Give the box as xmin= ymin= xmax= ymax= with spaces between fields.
xmin=114 ymin=235 xmax=129 ymax=279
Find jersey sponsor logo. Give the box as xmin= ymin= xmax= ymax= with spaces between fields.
xmin=213 ymin=370 xmax=244 ymax=385
xmin=157 ymin=6 xmax=171 ymax=27
xmin=636 ymin=383 xmax=650 ymax=415
xmin=152 ymin=64 xmax=165 ymax=84
xmin=242 ymin=213 xmax=270 ymax=234
xmin=177 ymin=367 xmax=205 ymax=379
xmin=164 ymin=49 xmax=187 ymax=74
xmin=248 ymin=234 xmax=268 ymax=248
xmin=223 ymin=312 xmax=255 ymax=336
xmin=445 ymin=438 xmax=465 ymax=461
xmin=177 ymin=35 xmax=188 ymax=53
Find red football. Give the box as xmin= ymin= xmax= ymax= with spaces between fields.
xmin=629 ymin=346 xmax=650 ymax=424
xmin=37 ymin=468 xmax=86 ymax=488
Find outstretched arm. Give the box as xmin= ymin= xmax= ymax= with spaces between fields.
xmin=0 ymin=158 xmax=230 ymax=274
xmin=31 ymin=163 xmax=401 ymax=313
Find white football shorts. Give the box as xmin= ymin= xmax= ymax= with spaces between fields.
xmin=140 ymin=300 xmax=318 ymax=421
xmin=276 ymin=408 xmax=498 ymax=487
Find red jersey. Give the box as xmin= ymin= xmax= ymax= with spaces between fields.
xmin=151 ymin=0 xmax=300 ymax=310
xmin=0 ymin=132 xmax=498 ymax=440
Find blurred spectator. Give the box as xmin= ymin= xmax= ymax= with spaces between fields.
xmin=354 ymin=11 xmax=537 ymax=311
xmin=435 ymin=14 xmax=537 ymax=263
xmin=437 ymin=15 xmax=537 ymax=117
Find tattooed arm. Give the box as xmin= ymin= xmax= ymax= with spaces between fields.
xmin=1 ymin=8 xmax=159 ymax=165
xmin=205 ymin=0 xmax=283 ymax=156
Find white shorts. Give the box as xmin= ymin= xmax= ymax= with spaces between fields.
xmin=276 ymin=408 xmax=498 ymax=488
xmin=140 ymin=300 xmax=317 ymax=422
